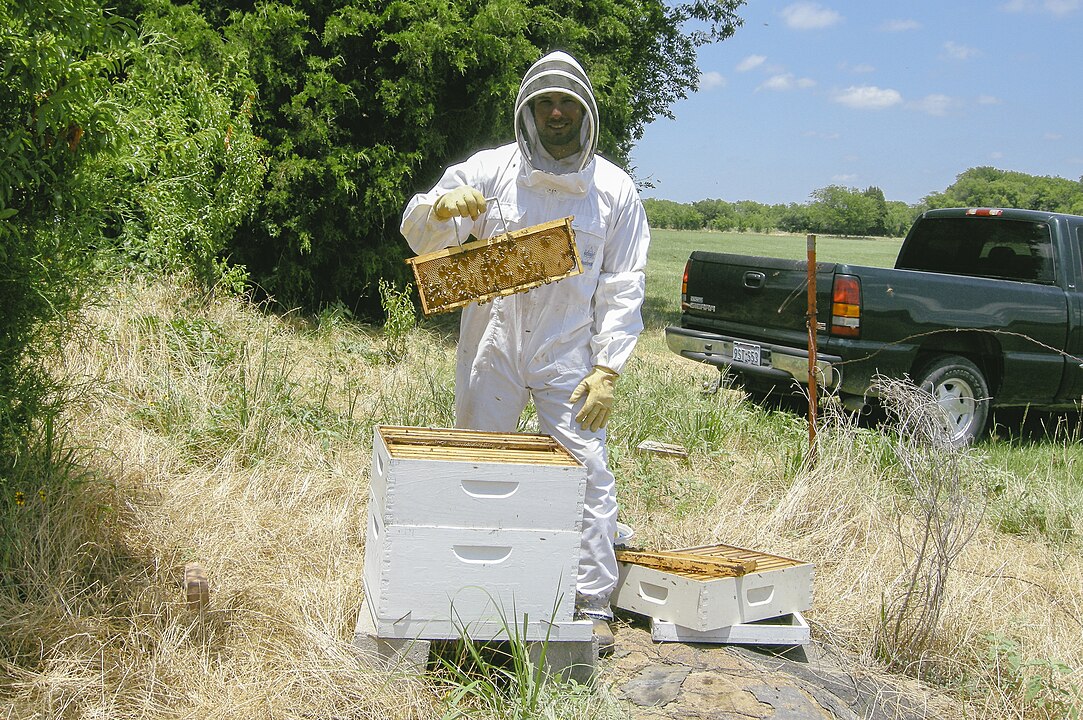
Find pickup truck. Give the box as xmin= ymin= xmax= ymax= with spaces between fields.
xmin=665 ymin=207 xmax=1083 ymax=445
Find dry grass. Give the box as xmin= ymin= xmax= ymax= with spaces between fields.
xmin=3 ymin=279 xmax=449 ymax=718
xmin=2 ymin=276 xmax=1081 ymax=718
xmin=614 ymin=374 xmax=1083 ymax=718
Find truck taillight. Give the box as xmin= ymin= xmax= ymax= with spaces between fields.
xmin=680 ymin=260 xmax=690 ymax=311
xmin=831 ymin=274 xmax=861 ymax=337
xmin=965 ymin=208 xmax=1004 ymax=216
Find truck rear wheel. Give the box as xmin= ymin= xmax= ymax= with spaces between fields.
xmin=916 ymin=355 xmax=990 ymax=447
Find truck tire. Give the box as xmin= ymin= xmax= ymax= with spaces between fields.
xmin=915 ymin=355 xmax=990 ymax=447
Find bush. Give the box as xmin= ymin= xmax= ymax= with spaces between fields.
xmin=89 ymin=0 xmax=265 ymax=290
xmin=0 ymin=0 xmax=134 ymax=482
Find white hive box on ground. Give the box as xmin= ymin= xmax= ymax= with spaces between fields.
xmin=363 ymin=425 xmax=592 ymax=642
xmin=611 ymin=543 xmax=814 ymax=632
xmin=651 ymin=612 xmax=810 ymax=646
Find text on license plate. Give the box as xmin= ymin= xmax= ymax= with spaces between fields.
xmin=732 ymin=342 xmax=762 ymax=366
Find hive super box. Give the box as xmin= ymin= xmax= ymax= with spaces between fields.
xmin=362 ymin=426 xmax=592 ymax=642
xmin=611 ymin=543 xmax=814 ymax=632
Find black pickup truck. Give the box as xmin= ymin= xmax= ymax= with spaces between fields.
xmin=665 ymin=207 xmax=1083 ymax=445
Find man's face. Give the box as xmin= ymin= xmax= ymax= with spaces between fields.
xmin=532 ymin=92 xmax=584 ymax=158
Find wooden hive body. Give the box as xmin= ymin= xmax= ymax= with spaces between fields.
xmin=611 ymin=543 xmax=815 ymax=632
xmin=363 ymin=426 xmax=591 ymax=641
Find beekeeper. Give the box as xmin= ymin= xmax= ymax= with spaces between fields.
xmin=400 ymin=50 xmax=651 ymax=650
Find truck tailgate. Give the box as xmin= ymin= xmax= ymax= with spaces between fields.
xmin=683 ymin=251 xmax=836 ymax=339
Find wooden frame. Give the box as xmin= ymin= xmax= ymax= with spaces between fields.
xmin=406 ymin=216 xmax=581 ymax=315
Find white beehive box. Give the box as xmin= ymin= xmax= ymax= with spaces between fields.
xmin=611 ymin=543 xmax=814 ymax=632
xmin=651 ymin=612 xmax=810 ymax=646
xmin=363 ymin=426 xmax=591 ymax=642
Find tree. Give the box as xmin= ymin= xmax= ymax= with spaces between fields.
xmin=924 ymin=167 xmax=1083 ymax=214
xmin=202 ymin=0 xmax=746 ymax=313
xmin=807 ymin=185 xmax=882 ymax=236
xmin=0 ymin=0 xmax=135 ymax=470
xmin=91 ymin=0 xmax=265 ymax=288
xmin=644 ymin=198 xmax=707 ymax=229
xmin=862 ymin=186 xmax=888 ymax=235
xmin=1 ymin=0 xmax=265 ymax=483
xmin=884 ymin=201 xmax=919 ymax=237
xmin=777 ymin=203 xmax=811 ymax=233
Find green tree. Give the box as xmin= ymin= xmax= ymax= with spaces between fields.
xmin=91 ymin=0 xmax=265 ymax=289
xmin=808 ymin=185 xmax=881 ymax=236
xmin=924 ymin=167 xmax=1083 ymax=213
xmin=884 ymin=200 xmax=918 ymax=237
xmin=862 ymin=186 xmax=888 ymax=235
xmin=731 ymin=200 xmax=771 ymax=232
xmin=777 ymin=203 xmax=811 ymax=233
xmin=204 ymin=0 xmax=746 ymax=313
xmin=1 ymin=0 xmax=264 ymax=490
xmin=0 ymin=0 xmax=135 ymax=471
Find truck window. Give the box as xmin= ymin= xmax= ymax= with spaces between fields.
xmin=896 ymin=217 xmax=1054 ymax=284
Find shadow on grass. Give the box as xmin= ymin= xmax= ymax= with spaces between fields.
xmin=987 ymin=407 xmax=1083 ymax=445
xmin=641 ymin=294 xmax=680 ymax=333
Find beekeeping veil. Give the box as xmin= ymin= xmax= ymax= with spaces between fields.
xmin=514 ymin=51 xmax=599 ymax=175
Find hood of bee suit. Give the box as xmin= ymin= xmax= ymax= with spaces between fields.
xmin=514 ymin=51 xmax=599 ymax=175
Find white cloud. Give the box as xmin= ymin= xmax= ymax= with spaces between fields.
xmin=881 ymin=18 xmax=921 ymax=31
xmin=1044 ymin=132 xmax=1064 ymax=141
xmin=780 ymin=2 xmax=842 ymax=30
xmin=833 ymin=85 xmax=903 ymax=110
xmin=943 ymin=41 xmax=979 ymax=60
xmin=990 ymin=151 xmax=1005 ymax=159
xmin=700 ymin=71 xmax=726 ymax=90
xmin=737 ymin=55 xmax=767 ymax=72
xmin=1002 ymin=0 xmax=1080 ymax=15
xmin=910 ymin=94 xmax=955 ymax=116
xmin=977 ymin=95 xmax=1002 ymax=105
xmin=832 ymin=174 xmax=858 ymax=183
xmin=760 ymin=73 xmax=816 ymax=91
xmin=1046 ymin=0 xmax=1081 ymax=14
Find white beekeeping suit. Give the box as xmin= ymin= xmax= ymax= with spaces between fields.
xmin=400 ymin=51 xmax=651 ymax=624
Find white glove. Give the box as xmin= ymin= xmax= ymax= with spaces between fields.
xmin=433 ymin=186 xmax=487 ymax=221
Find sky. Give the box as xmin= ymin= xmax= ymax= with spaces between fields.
xmin=630 ymin=0 xmax=1083 ymax=207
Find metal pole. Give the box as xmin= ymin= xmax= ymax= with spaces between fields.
xmin=806 ymin=233 xmax=818 ymax=464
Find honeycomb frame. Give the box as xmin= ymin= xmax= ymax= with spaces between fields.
xmin=406 ymin=216 xmax=581 ymax=316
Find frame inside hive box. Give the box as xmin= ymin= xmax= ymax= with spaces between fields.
xmin=363 ymin=425 xmax=592 ymax=642
xmin=406 ymin=216 xmax=581 ymax=315
xmin=611 ymin=543 xmax=814 ymax=632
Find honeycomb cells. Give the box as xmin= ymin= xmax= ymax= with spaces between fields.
xmin=410 ymin=219 xmax=579 ymax=315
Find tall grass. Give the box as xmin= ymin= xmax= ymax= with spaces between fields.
xmin=1 ymin=227 xmax=1081 ymax=718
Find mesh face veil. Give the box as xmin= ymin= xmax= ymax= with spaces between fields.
xmin=514 ymin=51 xmax=599 ymax=174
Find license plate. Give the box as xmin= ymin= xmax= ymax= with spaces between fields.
xmin=732 ymin=342 xmax=762 ymax=366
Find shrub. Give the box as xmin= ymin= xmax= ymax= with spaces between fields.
xmin=0 ymin=0 xmax=134 ymax=486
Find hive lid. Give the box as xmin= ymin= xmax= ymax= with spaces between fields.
xmin=375 ymin=425 xmax=582 ymax=466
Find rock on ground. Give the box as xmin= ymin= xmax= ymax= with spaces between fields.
xmin=600 ymin=616 xmax=955 ymax=720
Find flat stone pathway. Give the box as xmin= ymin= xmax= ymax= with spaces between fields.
xmin=599 ymin=616 xmax=951 ymax=719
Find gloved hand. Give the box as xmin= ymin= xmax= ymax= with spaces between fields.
xmin=433 ymin=186 xmax=487 ymax=220
xmin=569 ymin=366 xmax=619 ymax=432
